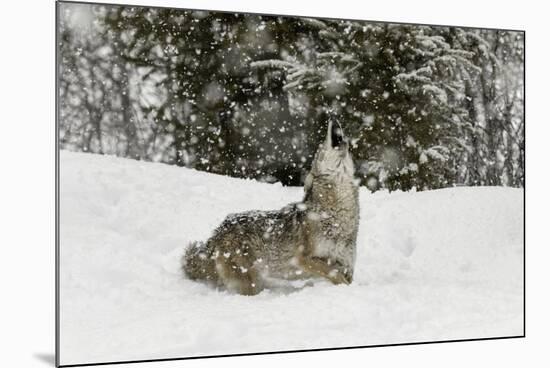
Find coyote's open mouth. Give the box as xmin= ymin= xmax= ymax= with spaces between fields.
xmin=331 ymin=122 xmax=345 ymax=149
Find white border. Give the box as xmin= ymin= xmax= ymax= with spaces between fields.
xmin=2 ymin=1 xmax=548 ymax=367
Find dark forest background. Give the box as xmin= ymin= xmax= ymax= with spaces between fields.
xmin=58 ymin=3 xmax=524 ymax=191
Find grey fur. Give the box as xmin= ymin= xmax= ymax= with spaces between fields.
xmin=183 ymin=120 xmax=360 ymax=295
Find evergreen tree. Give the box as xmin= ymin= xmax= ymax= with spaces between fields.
xmin=58 ymin=2 xmax=524 ymax=191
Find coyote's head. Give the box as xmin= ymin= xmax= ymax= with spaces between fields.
xmin=307 ymin=120 xmax=355 ymax=182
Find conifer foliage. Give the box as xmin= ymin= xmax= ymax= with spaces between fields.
xmin=59 ymin=3 xmax=524 ymax=191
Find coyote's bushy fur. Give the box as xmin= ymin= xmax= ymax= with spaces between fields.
xmin=183 ymin=121 xmax=360 ymax=295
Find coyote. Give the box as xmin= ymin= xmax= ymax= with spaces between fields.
xmin=183 ymin=121 xmax=360 ymax=295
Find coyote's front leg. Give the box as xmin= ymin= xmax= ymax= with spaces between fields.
xmin=298 ymin=255 xmax=350 ymax=285
xmin=295 ymin=241 xmax=351 ymax=285
xmin=295 ymin=224 xmax=353 ymax=285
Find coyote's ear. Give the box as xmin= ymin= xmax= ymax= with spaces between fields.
xmin=303 ymin=172 xmax=313 ymax=201
xmin=324 ymin=120 xmax=333 ymax=149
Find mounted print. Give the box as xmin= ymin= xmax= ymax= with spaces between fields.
xmin=56 ymin=1 xmax=525 ymax=366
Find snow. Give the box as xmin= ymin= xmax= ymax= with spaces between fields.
xmin=59 ymin=150 xmax=524 ymax=365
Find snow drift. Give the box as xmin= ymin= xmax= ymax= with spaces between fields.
xmin=59 ymin=151 xmax=524 ymax=365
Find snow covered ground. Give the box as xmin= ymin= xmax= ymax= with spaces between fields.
xmin=59 ymin=151 xmax=524 ymax=365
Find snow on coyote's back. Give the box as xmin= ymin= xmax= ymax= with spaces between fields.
xmin=59 ymin=150 xmax=524 ymax=365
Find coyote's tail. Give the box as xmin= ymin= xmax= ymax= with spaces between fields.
xmin=182 ymin=241 xmax=218 ymax=283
